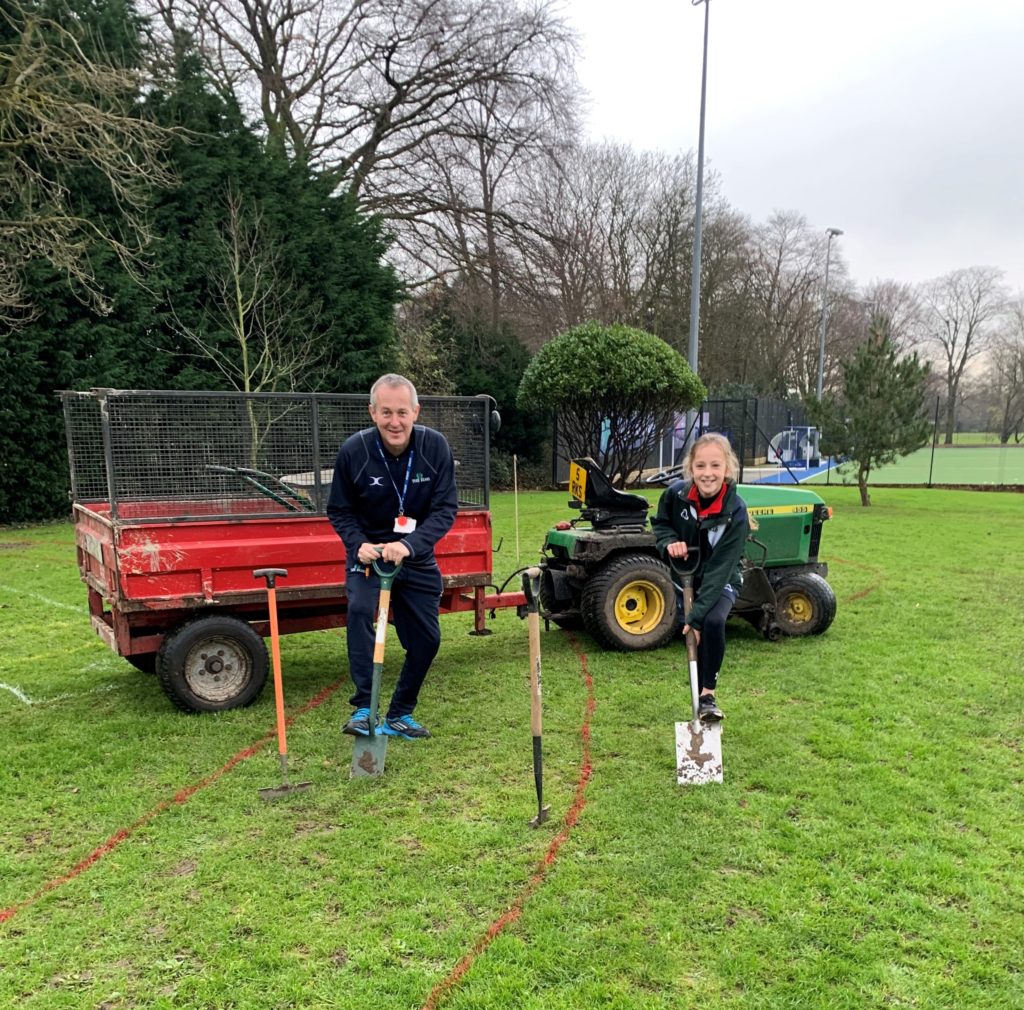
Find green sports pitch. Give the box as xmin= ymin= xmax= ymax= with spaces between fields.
xmin=804 ymin=444 xmax=1024 ymax=486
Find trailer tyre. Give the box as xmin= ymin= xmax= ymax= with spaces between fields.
xmin=580 ymin=553 xmax=677 ymax=651
xmin=158 ymin=616 xmax=268 ymax=713
xmin=773 ymin=573 xmax=836 ymax=636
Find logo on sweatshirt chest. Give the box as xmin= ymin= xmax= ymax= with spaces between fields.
xmin=411 ymin=473 xmax=431 ymax=484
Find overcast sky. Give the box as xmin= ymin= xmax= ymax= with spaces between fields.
xmin=560 ymin=0 xmax=1024 ymax=295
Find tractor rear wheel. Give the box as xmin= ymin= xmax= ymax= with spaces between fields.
xmin=580 ymin=553 xmax=677 ymax=651
xmin=773 ymin=572 xmax=836 ymax=636
xmin=157 ymin=615 xmax=268 ymax=712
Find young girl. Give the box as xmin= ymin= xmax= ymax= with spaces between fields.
xmin=651 ymin=433 xmax=750 ymax=721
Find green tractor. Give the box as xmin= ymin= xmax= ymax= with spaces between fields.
xmin=538 ymin=458 xmax=837 ymax=650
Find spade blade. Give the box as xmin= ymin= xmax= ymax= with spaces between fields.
xmin=350 ymin=732 xmax=388 ymax=779
xmin=675 ymin=719 xmax=723 ymax=786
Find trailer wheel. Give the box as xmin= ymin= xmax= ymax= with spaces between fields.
xmin=157 ymin=616 xmax=268 ymax=713
xmin=774 ymin=573 xmax=836 ymax=636
xmin=580 ymin=553 xmax=677 ymax=651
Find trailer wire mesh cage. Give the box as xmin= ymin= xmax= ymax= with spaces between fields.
xmin=61 ymin=389 xmax=492 ymax=523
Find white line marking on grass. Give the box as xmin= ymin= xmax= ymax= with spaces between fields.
xmin=0 ymin=682 xmax=33 ymax=705
xmin=0 ymin=681 xmax=122 ymax=707
xmin=36 ymin=682 xmax=123 ymax=706
xmin=0 ymin=585 xmax=81 ymax=613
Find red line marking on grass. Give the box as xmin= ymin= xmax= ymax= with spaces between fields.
xmin=830 ymin=555 xmax=879 ymax=571
xmin=844 ymin=585 xmax=880 ymax=602
xmin=829 ymin=556 xmax=883 ymax=602
xmin=421 ymin=635 xmax=595 ymax=1010
xmin=0 ymin=681 xmax=342 ymax=926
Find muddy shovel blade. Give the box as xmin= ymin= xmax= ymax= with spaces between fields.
xmin=675 ymin=719 xmax=723 ymax=786
xmin=350 ymin=731 xmax=388 ymax=778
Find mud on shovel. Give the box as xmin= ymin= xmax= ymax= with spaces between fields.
xmin=351 ymin=558 xmax=401 ymax=779
xmin=254 ymin=568 xmax=312 ymax=800
xmin=670 ymin=551 xmax=724 ymax=786
xmin=522 ymin=568 xmax=550 ymax=827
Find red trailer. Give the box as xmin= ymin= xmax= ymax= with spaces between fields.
xmin=63 ymin=389 xmax=525 ymax=712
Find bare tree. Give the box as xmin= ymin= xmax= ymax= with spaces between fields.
xmin=167 ymin=189 xmax=330 ymax=463
xmin=508 ymin=144 xmax=741 ymax=352
xmin=147 ymin=0 xmax=577 ymax=206
xmin=920 ymin=266 xmax=1007 ymax=444
xmin=171 ymin=188 xmax=326 ymax=394
xmin=506 ymin=143 xmax=612 ymax=343
xmin=861 ymin=279 xmax=924 ymax=352
xmin=689 ymin=205 xmax=752 ymax=391
xmin=390 ymin=33 xmax=579 ymax=325
xmin=0 ymin=4 xmax=176 ymax=322
xmin=738 ymin=212 xmax=849 ymax=397
xmin=986 ymin=297 xmax=1024 ymax=444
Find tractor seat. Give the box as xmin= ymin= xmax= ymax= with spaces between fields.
xmin=570 ymin=458 xmax=650 ymax=529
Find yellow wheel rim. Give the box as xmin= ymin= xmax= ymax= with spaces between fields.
xmin=781 ymin=591 xmax=813 ymax=625
xmin=613 ymin=580 xmax=665 ymax=635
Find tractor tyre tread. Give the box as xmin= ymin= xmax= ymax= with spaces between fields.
xmin=773 ymin=572 xmax=836 ymax=637
xmin=580 ymin=552 xmax=677 ymax=652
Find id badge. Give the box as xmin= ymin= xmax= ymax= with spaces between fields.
xmin=394 ymin=514 xmax=417 ymax=534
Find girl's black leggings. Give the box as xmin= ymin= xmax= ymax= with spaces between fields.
xmin=695 ymin=590 xmax=735 ymax=692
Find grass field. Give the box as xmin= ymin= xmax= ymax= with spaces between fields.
xmin=803 ymin=444 xmax=1024 ymax=487
xmin=950 ymin=432 xmax=1006 ymax=445
xmin=1 ymin=486 xmax=1022 ymax=1009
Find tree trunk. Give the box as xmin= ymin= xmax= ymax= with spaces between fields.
xmin=858 ymin=463 xmax=871 ymax=506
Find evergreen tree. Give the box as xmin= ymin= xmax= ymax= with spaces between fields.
xmin=398 ymin=287 xmax=549 ymax=483
xmin=143 ymin=46 xmax=401 ymax=395
xmin=1 ymin=13 xmax=400 ymax=522
xmin=807 ymin=318 xmax=931 ymax=506
xmin=0 ymin=0 xmax=163 ymax=522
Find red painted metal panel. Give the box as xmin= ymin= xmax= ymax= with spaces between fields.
xmin=78 ymin=505 xmax=493 ymax=605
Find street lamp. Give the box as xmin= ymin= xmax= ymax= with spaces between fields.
xmin=687 ymin=0 xmax=711 ymax=443
xmin=815 ymin=227 xmax=843 ymax=400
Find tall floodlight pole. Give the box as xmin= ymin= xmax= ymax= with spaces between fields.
xmin=815 ymin=227 xmax=843 ymax=400
xmin=687 ymin=0 xmax=711 ymax=443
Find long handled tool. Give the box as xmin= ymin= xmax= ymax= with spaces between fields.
xmin=351 ymin=558 xmax=401 ymax=779
xmin=671 ymin=552 xmax=724 ymax=786
xmin=254 ymin=568 xmax=312 ymax=800
xmin=522 ymin=568 xmax=550 ymax=827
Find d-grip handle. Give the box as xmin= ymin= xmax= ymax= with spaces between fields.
xmin=254 ymin=568 xmax=289 ymax=588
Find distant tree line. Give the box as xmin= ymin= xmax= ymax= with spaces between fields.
xmin=2 ymin=0 xmax=1022 ymax=521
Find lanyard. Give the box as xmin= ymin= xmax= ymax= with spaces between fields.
xmin=377 ymin=440 xmax=414 ymax=516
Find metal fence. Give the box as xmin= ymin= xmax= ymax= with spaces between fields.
xmin=553 ymin=397 xmax=811 ymax=484
xmin=62 ymin=389 xmax=491 ymax=522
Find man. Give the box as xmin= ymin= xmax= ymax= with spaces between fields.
xmin=327 ymin=374 xmax=457 ymax=739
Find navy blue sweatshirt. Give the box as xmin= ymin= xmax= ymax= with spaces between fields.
xmin=326 ymin=425 xmax=458 ymax=567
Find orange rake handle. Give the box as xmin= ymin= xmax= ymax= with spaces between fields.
xmin=254 ymin=568 xmax=289 ymax=756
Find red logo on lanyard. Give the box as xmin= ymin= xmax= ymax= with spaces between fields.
xmin=396 ymin=515 xmax=408 ymax=527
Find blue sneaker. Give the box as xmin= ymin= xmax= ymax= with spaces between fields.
xmin=382 ymin=714 xmax=431 ymax=739
xmin=342 ymin=707 xmax=375 ymax=737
